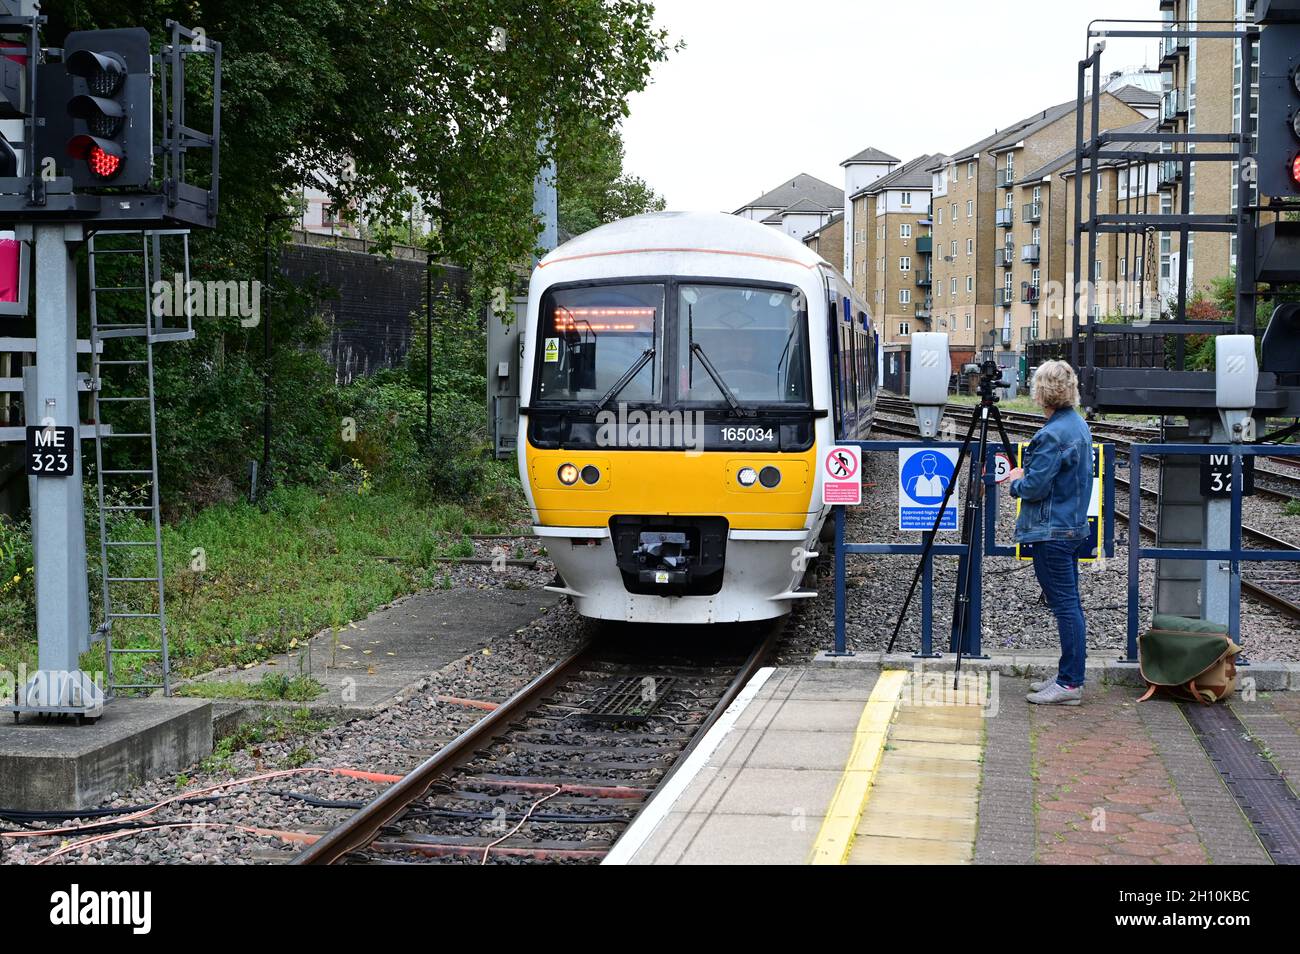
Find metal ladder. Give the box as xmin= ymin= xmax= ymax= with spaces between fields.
xmin=88 ymin=230 xmax=193 ymax=696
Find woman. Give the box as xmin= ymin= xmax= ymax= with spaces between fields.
xmin=1006 ymin=360 xmax=1093 ymax=706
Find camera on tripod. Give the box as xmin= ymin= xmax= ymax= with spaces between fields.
xmin=976 ymin=360 xmax=1011 ymax=401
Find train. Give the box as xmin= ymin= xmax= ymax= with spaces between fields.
xmin=517 ymin=211 xmax=878 ymax=623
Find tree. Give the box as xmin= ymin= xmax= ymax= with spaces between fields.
xmin=36 ymin=1 xmax=672 ymax=498
xmin=556 ymin=117 xmax=666 ymax=237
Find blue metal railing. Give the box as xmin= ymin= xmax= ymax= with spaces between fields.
xmin=832 ymin=439 xmax=1116 ymax=658
xmin=1126 ymin=443 xmax=1300 ymax=661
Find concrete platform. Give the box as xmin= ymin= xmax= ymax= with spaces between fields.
xmin=187 ymin=587 xmax=562 ymax=735
xmin=611 ymin=668 xmax=883 ymax=864
xmin=0 ymin=698 xmax=212 ymax=811
xmin=610 ymin=662 xmax=1291 ymax=866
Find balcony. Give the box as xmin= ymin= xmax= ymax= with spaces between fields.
xmin=1022 ymin=284 xmax=1041 ymax=304
xmin=914 ymin=298 xmax=932 ymax=320
xmin=1158 ymin=159 xmax=1184 ymax=191
xmin=914 ymin=271 xmax=932 ymax=287
xmin=995 ymin=208 xmax=1014 ymax=228
xmin=998 ymin=246 xmax=1013 ymax=267
xmin=1161 ymin=88 xmax=1187 ymax=125
xmin=1022 ymin=202 xmax=1041 ymax=223
xmin=998 ymin=168 xmax=1016 ymax=188
xmin=1161 ymin=31 xmax=1189 ymax=62
xmin=1021 ymin=243 xmax=1040 ymax=264
xmin=996 ymin=289 xmax=1013 ymax=307
xmin=916 ymin=235 xmax=932 ymax=254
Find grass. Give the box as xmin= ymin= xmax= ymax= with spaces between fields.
xmin=0 ymin=483 xmax=524 ymax=688
xmin=947 ymin=393 xmax=1043 ymax=415
xmin=199 ymin=707 xmax=331 ymax=775
xmin=177 ymin=671 xmax=326 ymax=702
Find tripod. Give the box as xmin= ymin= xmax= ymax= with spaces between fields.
xmin=886 ymin=364 xmax=1016 ymax=688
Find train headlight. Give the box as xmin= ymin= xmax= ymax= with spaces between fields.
xmin=759 ymin=466 xmax=782 ymax=488
xmin=737 ymin=467 xmax=758 ymax=487
xmin=580 ymin=465 xmax=601 ymax=485
xmin=558 ymin=463 xmax=579 ymax=486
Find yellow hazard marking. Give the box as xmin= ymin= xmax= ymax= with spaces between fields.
xmin=807 ymin=669 xmax=907 ymax=865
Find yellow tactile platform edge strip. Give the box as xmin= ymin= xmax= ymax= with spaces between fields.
xmin=806 ymin=669 xmax=908 ymax=865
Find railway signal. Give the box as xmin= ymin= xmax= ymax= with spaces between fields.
xmin=60 ymin=28 xmax=152 ymax=188
xmin=1256 ymin=18 xmax=1300 ymax=196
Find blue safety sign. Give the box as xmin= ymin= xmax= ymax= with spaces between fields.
xmin=898 ymin=448 xmax=958 ymax=531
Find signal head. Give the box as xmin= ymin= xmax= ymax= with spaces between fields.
xmin=65 ymin=49 xmax=125 ymax=97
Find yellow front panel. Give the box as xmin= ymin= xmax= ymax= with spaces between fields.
xmin=527 ymin=445 xmax=816 ymax=530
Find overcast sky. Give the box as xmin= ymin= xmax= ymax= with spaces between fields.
xmin=621 ymin=0 xmax=1162 ymax=212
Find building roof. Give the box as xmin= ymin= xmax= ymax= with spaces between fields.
xmin=1109 ymin=83 xmax=1161 ymax=106
xmin=854 ymin=153 xmax=947 ymax=199
xmin=1021 ymin=118 xmax=1159 ymax=184
xmin=803 ymin=211 xmax=844 ymax=242
xmin=841 ymin=146 xmax=900 ymax=167
xmin=780 ymin=197 xmax=832 ymax=214
xmin=734 ymin=173 xmax=844 ymax=213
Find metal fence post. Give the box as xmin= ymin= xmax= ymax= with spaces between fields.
xmin=832 ymin=504 xmax=848 ymax=656
xmin=1126 ymin=451 xmax=1142 ymax=662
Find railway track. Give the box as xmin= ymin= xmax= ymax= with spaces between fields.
xmin=293 ymin=623 xmax=781 ymax=865
xmin=871 ymin=405 xmax=1300 ymax=621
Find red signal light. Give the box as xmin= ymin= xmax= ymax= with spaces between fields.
xmin=88 ymin=144 xmax=121 ymax=179
xmin=1292 ymin=153 xmax=1300 ymax=186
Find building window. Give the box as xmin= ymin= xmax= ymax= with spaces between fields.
xmin=966 ymin=238 xmax=973 ymax=255
xmin=1032 ymin=227 xmax=1040 ymax=245
xmin=966 ymin=276 xmax=974 ymax=292
xmin=950 ymin=240 xmax=957 ymax=257
xmin=967 ymin=160 xmax=976 ymax=179
xmin=899 ymin=321 xmax=910 ymax=336
xmin=965 ymin=313 xmax=973 ymax=329
xmin=966 ymin=199 xmax=974 ymax=218
xmin=900 ymin=289 xmax=911 ymax=305
xmin=937 ymin=208 xmax=943 ymax=225
xmin=900 ymin=256 xmax=911 ymax=272
xmin=1119 ymin=257 xmax=1127 ymax=278
xmin=1094 ymin=260 xmax=1102 ymax=281
xmin=951 ymin=203 xmax=957 ymax=220
xmin=1031 ymin=309 xmax=1040 ymax=339
xmin=901 ymin=191 xmax=913 ymax=206
xmin=900 ymin=223 xmax=912 ymax=239
xmin=950 ymin=277 xmax=957 ymax=295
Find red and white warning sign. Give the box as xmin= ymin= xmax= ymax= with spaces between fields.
xmin=822 ymin=445 xmax=862 ymax=505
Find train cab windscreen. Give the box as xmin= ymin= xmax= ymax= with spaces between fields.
xmin=535 ymin=284 xmax=664 ymax=404
xmin=676 ymin=284 xmax=808 ymax=406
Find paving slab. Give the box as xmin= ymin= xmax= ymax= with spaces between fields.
xmin=187 ymin=588 xmax=561 ymax=731
xmin=0 ymin=697 xmax=211 ymax=811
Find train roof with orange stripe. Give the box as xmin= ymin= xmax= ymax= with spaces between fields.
xmin=535 ymin=211 xmax=828 ymax=273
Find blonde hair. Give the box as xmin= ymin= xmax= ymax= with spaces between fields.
xmin=1031 ymin=359 xmax=1080 ymax=410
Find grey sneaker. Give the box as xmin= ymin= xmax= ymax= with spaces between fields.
xmin=1027 ymin=681 xmax=1082 ymax=706
xmin=1029 ymin=676 xmax=1057 ymax=692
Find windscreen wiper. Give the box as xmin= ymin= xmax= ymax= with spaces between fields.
xmin=598 ymin=347 xmax=655 ymax=410
xmin=690 ymin=342 xmax=753 ymax=417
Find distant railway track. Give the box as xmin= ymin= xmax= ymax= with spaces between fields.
xmin=875 ymin=395 xmax=1300 ymax=503
xmin=292 ymin=625 xmax=781 ymax=865
xmin=870 ymin=404 xmax=1300 ymax=622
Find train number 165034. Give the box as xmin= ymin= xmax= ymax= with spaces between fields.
xmin=721 ymin=426 xmax=775 ymax=443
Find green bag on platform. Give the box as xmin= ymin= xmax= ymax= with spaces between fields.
xmin=1137 ymin=614 xmax=1242 ymax=705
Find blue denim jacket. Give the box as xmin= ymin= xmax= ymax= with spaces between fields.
xmin=1009 ymin=408 xmax=1093 ymax=544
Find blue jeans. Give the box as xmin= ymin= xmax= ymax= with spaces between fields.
xmin=1032 ymin=540 xmax=1087 ymax=688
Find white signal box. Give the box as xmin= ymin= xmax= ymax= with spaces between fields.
xmin=909 ymin=332 xmax=950 ymax=438
xmin=1215 ymin=335 xmax=1258 ymax=442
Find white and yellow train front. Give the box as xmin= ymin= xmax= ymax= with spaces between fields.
xmin=518 ymin=211 xmax=875 ymax=624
